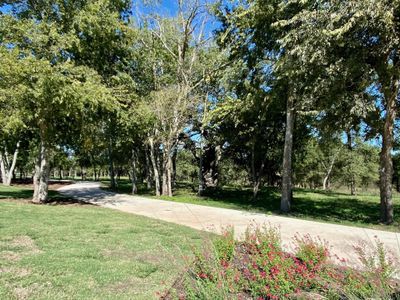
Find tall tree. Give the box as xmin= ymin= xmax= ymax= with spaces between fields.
xmin=141 ymin=0 xmax=216 ymax=196
xmin=215 ymin=0 xmax=312 ymax=211
xmin=0 ymin=4 xmax=114 ymax=202
xmin=279 ymin=0 xmax=400 ymax=223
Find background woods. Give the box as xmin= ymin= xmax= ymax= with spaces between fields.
xmin=1 ymin=0 xmax=399 ymax=225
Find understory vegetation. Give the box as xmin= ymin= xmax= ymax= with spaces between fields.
xmin=163 ymin=226 xmax=399 ymax=299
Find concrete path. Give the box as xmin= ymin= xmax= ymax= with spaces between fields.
xmin=58 ymin=182 xmax=400 ymax=267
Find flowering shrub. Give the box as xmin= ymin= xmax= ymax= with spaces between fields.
xmin=214 ymin=226 xmax=235 ymax=262
xmin=163 ymin=225 xmax=399 ymax=300
xmin=294 ymin=234 xmax=329 ymax=272
xmin=337 ymin=238 xmax=398 ymax=299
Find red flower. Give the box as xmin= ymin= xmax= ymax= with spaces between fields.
xmin=198 ymin=272 xmax=208 ymax=279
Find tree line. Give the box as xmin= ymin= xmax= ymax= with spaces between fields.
xmin=0 ymin=0 xmax=398 ymax=224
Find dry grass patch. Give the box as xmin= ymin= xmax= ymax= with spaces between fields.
xmin=10 ymin=236 xmax=41 ymax=254
xmin=0 ymin=251 xmax=22 ymax=262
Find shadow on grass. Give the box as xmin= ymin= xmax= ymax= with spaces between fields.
xmin=104 ymin=179 xmax=400 ymax=227
xmin=0 ymin=185 xmax=90 ymax=206
xmin=0 ymin=189 xmax=33 ymax=199
xmin=289 ymin=196 xmax=393 ymax=225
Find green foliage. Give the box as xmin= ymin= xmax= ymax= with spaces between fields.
xmin=213 ymin=226 xmax=235 ymax=262
xmin=295 ymin=135 xmax=379 ymax=191
xmin=294 ymin=234 xmax=329 ymax=271
xmin=175 ymin=225 xmax=398 ymax=299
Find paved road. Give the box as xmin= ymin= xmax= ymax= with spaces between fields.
xmin=58 ymin=182 xmax=400 ymax=267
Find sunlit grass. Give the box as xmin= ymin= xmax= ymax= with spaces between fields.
xmin=0 ymin=187 xmax=208 ymax=299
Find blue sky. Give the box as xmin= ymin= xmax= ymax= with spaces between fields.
xmin=0 ymin=0 xmax=220 ymax=37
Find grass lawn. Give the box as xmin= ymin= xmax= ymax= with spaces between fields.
xmin=102 ymin=180 xmax=400 ymax=232
xmin=0 ymin=185 xmax=208 ymax=299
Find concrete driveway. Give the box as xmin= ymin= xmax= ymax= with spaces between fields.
xmin=58 ymin=181 xmax=400 ymax=268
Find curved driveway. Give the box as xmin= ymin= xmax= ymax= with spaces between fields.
xmin=58 ymin=182 xmax=400 ymax=268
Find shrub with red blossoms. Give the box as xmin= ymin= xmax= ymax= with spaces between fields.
xmin=163 ymin=225 xmax=399 ymax=300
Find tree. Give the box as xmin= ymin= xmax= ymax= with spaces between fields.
xmin=140 ymin=0 xmax=216 ymax=196
xmin=0 ymin=48 xmax=28 ymax=185
xmin=0 ymin=11 xmax=113 ymax=202
xmin=215 ymin=0 xmax=314 ymax=211
xmin=279 ymin=0 xmax=400 ymax=223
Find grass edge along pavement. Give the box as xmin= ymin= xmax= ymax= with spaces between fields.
xmin=100 ymin=180 xmax=400 ymax=232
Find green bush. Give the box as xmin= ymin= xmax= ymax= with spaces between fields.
xmin=164 ymin=225 xmax=399 ymax=300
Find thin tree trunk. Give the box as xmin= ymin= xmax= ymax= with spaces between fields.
xmin=131 ymin=149 xmax=138 ymax=195
xmin=172 ymin=147 xmax=177 ymax=188
xmin=0 ymin=153 xmax=7 ymax=184
xmin=322 ymin=148 xmax=341 ymax=191
xmin=379 ymin=82 xmax=398 ymax=224
xmin=251 ymin=142 xmax=256 ymax=192
xmin=214 ymin=145 xmax=222 ymax=187
xmin=197 ymin=128 xmax=205 ymax=195
xmin=108 ymin=143 xmax=116 ymax=190
xmin=253 ymin=178 xmax=261 ymax=199
xmin=149 ymin=138 xmax=161 ymax=196
xmin=281 ymin=95 xmax=295 ymax=213
xmin=167 ymin=154 xmax=173 ymax=196
xmin=0 ymin=141 xmax=20 ymax=185
xmin=162 ymin=148 xmax=170 ymax=196
xmin=33 ymin=158 xmax=40 ymax=201
xmin=251 ymin=141 xmax=260 ymax=199
xmin=145 ymin=147 xmax=152 ymax=189
xmin=198 ymin=149 xmax=205 ymax=196
xmin=350 ymin=176 xmax=356 ymax=196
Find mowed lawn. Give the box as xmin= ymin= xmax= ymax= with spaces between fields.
xmin=103 ymin=180 xmax=400 ymax=232
xmin=0 ymin=185 xmax=207 ymax=300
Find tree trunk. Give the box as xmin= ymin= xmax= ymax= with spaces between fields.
xmin=253 ymin=178 xmax=261 ymax=199
xmin=281 ymin=95 xmax=295 ymax=213
xmin=322 ymin=176 xmax=329 ymax=191
xmin=167 ymin=154 xmax=173 ymax=196
xmin=108 ymin=143 xmax=116 ymax=190
xmin=0 ymin=153 xmax=7 ymax=184
xmin=130 ymin=149 xmax=138 ymax=195
xmin=346 ymin=131 xmax=356 ymax=195
xmin=32 ymin=141 xmax=51 ymax=203
xmin=33 ymin=157 xmax=40 ymax=201
xmin=198 ymin=148 xmax=205 ymax=196
xmin=379 ymin=82 xmax=398 ymax=224
xmin=149 ymin=138 xmax=161 ymax=196
xmin=250 ymin=142 xmax=261 ymax=199
xmin=322 ymin=148 xmax=340 ymax=191
xmin=172 ymin=147 xmax=177 ymax=188
xmin=0 ymin=141 xmax=20 ymax=186
xmin=350 ymin=177 xmax=356 ymax=196
xmin=145 ymin=147 xmax=152 ymax=189
xmin=162 ymin=145 xmax=173 ymax=196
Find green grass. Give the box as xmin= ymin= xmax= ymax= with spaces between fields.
xmin=0 ymin=186 xmax=209 ymax=299
xmin=103 ymin=180 xmax=400 ymax=232
xmin=0 ymin=185 xmax=61 ymax=200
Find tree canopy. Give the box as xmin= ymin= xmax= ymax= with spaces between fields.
xmin=0 ymin=0 xmax=398 ymax=224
